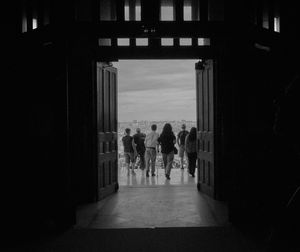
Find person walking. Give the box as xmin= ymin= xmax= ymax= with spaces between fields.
xmin=122 ymin=128 xmax=137 ymax=175
xmin=133 ymin=128 xmax=146 ymax=169
xmin=185 ymin=127 xmax=197 ymax=177
xmin=177 ymin=124 xmax=189 ymax=169
xmin=144 ymin=124 xmax=159 ymax=177
xmin=158 ymin=123 xmax=176 ymax=180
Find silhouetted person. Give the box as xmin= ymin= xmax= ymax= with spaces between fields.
xmin=133 ymin=128 xmax=146 ymax=169
xmin=177 ymin=124 xmax=189 ymax=169
xmin=122 ymin=128 xmax=137 ymax=175
xmin=158 ymin=123 xmax=176 ymax=180
xmin=185 ymin=127 xmax=197 ymax=177
xmin=144 ymin=124 xmax=159 ymax=177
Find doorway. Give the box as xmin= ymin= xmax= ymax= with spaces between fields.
xmin=115 ymin=59 xmax=197 ymax=187
xmin=95 ymin=58 xmax=218 ymax=197
xmin=76 ymin=58 xmax=228 ymax=229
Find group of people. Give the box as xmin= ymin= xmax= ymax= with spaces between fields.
xmin=122 ymin=123 xmax=197 ymax=180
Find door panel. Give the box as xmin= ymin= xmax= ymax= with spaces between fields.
xmin=196 ymin=59 xmax=215 ymax=198
xmin=97 ymin=62 xmax=118 ymax=200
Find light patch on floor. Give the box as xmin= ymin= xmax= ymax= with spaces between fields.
xmin=76 ymin=168 xmax=228 ymax=229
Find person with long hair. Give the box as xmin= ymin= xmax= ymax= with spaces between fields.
xmin=133 ymin=128 xmax=146 ymax=170
xmin=158 ymin=123 xmax=176 ymax=180
xmin=185 ymin=127 xmax=197 ymax=177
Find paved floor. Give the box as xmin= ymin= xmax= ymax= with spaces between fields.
xmin=76 ymin=166 xmax=228 ymax=229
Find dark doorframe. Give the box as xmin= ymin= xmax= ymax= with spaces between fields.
xmin=94 ymin=54 xmax=227 ymax=203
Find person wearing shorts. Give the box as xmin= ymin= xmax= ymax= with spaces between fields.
xmin=177 ymin=124 xmax=189 ymax=169
xmin=122 ymin=128 xmax=137 ymax=175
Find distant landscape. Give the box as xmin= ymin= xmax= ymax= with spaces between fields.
xmin=118 ymin=120 xmax=196 ymax=169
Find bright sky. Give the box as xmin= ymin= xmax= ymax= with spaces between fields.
xmin=114 ymin=60 xmax=197 ymax=122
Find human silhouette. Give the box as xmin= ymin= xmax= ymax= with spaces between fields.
xmin=158 ymin=123 xmax=176 ymax=180
xmin=185 ymin=127 xmax=197 ymax=177
xmin=144 ymin=124 xmax=159 ymax=177
xmin=122 ymin=128 xmax=137 ymax=175
xmin=177 ymin=124 xmax=189 ymax=169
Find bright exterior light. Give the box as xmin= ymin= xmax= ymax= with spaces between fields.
xmin=118 ymin=38 xmax=130 ymax=46
xmin=198 ymin=38 xmax=210 ymax=46
xmin=180 ymin=38 xmax=192 ymax=46
xmin=136 ymin=38 xmax=148 ymax=46
xmin=161 ymin=38 xmax=174 ymax=46
xmin=124 ymin=6 xmax=129 ymax=20
xmin=135 ymin=5 xmax=141 ymax=21
xmin=99 ymin=38 xmax=112 ymax=46
xmin=184 ymin=6 xmax=192 ymax=21
xmin=274 ymin=17 xmax=280 ymax=32
xmin=160 ymin=7 xmax=174 ymax=21
xmin=32 ymin=18 xmax=37 ymax=29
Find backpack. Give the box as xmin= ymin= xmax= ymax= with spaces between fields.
xmin=178 ymin=130 xmax=188 ymax=145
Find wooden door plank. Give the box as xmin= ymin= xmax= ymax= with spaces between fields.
xmin=97 ymin=63 xmax=119 ymax=201
xmin=196 ymin=59 xmax=215 ymax=198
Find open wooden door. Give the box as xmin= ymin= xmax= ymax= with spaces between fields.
xmin=196 ymin=59 xmax=216 ymax=198
xmin=96 ymin=62 xmax=119 ymax=200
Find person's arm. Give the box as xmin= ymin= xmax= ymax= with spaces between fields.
xmin=144 ymin=134 xmax=148 ymax=147
xmin=156 ymin=135 xmax=160 ymax=153
xmin=132 ymin=135 xmax=137 ymax=145
xmin=176 ymin=133 xmax=180 ymax=146
xmin=132 ymin=138 xmax=137 ymax=156
xmin=185 ymin=135 xmax=189 ymax=151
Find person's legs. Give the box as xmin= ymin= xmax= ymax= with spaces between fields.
xmin=134 ymin=154 xmax=140 ymax=169
xmin=184 ymin=150 xmax=189 ymax=171
xmin=179 ymin=146 xmax=185 ymax=169
xmin=187 ymin=152 xmax=192 ymax=174
xmin=165 ymin=151 xmax=174 ymax=178
xmin=192 ymin=152 xmax=197 ymax=175
xmin=145 ymin=149 xmax=150 ymax=176
xmin=188 ymin=152 xmax=197 ymax=176
xmin=124 ymin=153 xmax=131 ymax=175
xmin=139 ymin=150 xmax=145 ymax=170
xmin=162 ymin=153 xmax=167 ymax=173
xmin=129 ymin=153 xmax=135 ymax=174
xmin=150 ymin=149 xmax=156 ymax=175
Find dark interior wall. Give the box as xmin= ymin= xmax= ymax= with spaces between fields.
xmin=219 ymin=2 xmax=300 ymax=244
xmin=3 ymin=1 xmax=77 ymax=242
xmin=214 ymin=51 xmax=235 ymax=201
xmin=3 ymin=2 xmax=26 ymax=241
xmin=3 ymin=38 xmax=75 ymax=242
xmin=74 ymin=0 xmax=94 ymax=21
xmin=227 ymin=29 xmax=299 ymax=248
xmin=68 ymin=34 xmax=98 ymax=205
xmin=4 ymin=35 xmax=97 ymax=243
xmin=4 ymin=1 xmax=98 ymax=242
xmin=227 ymin=48 xmax=279 ymax=228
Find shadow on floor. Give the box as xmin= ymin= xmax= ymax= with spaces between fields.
xmin=14 ymin=226 xmax=265 ymax=252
